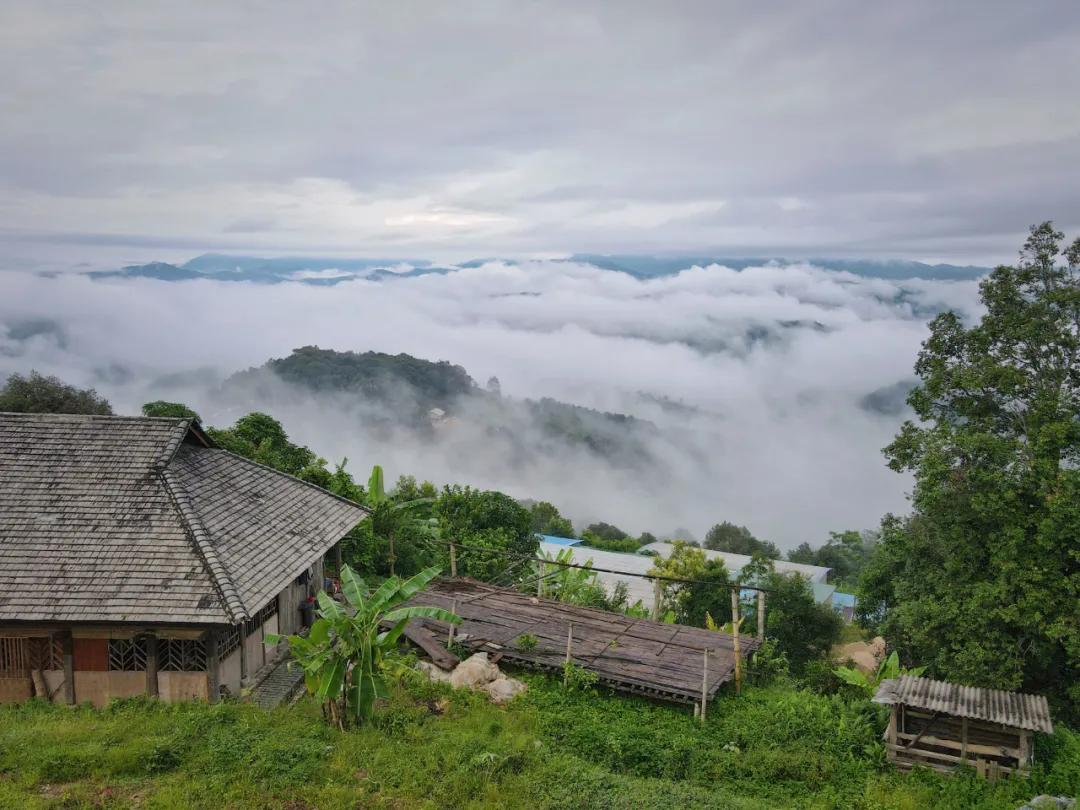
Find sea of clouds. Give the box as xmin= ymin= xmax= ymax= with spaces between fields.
xmin=0 ymin=260 xmax=984 ymax=549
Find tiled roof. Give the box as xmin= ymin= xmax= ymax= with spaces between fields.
xmin=0 ymin=412 xmax=368 ymax=625
xmin=874 ymin=675 xmax=1053 ymax=734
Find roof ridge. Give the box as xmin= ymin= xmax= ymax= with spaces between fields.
xmin=159 ymin=468 xmax=247 ymax=623
xmin=153 ymin=418 xmax=193 ymax=470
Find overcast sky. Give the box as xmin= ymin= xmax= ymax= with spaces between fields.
xmin=2 ymin=1 xmax=1079 ymax=267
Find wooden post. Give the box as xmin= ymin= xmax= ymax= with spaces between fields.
xmin=563 ymin=622 xmax=573 ymax=685
xmin=886 ymin=707 xmax=898 ymax=763
xmin=205 ymin=630 xmax=220 ymax=704
xmin=60 ymin=631 xmax=74 ymax=705
xmin=730 ymin=587 xmax=742 ymax=695
xmin=693 ymin=702 xmax=700 ymax=719
xmin=537 ymin=560 xmax=544 ymax=598
xmin=700 ymin=649 xmax=709 ymax=723
xmin=1018 ymin=729 xmax=1030 ymax=770
xmin=651 ymin=578 xmax=662 ymax=621
xmin=450 ymin=541 xmax=458 ymax=578
xmin=239 ymin=625 xmax=249 ymax=684
xmin=756 ymin=590 xmax=766 ymax=638
xmin=145 ymin=635 xmax=159 ymax=698
xmin=447 ymin=599 xmax=457 ymax=647
xmin=334 ymin=541 xmax=343 ymax=577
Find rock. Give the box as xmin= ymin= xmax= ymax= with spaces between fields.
xmin=416 ymin=660 xmax=452 ymax=683
xmin=449 ymin=652 xmax=501 ymax=689
xmin=485 ymin=676 xmax=527 ymax=704
xmin=834 ymin=636 xmax=888 ymax=675
xmin=1018 ymin=797 xmax=1076 ymax=810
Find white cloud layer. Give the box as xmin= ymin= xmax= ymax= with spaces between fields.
xmin=0 ymin=262 xmax=984 ymax=548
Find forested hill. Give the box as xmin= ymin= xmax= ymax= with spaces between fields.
xmin=221 ymin=347 xmax=660 ymax=468
xmin=254 ymin=346 xmax=475 ymax=402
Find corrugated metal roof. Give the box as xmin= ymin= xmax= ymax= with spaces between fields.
xmin=537 ymin=534 xmax=582 ymax=547
xmin=873 ymin=675 xmax=1053 ymax=734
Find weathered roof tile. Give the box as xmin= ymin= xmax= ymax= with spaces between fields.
xmin=0 ymin=412 xmax=368 ymax=625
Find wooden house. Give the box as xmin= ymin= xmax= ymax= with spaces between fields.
xmin=0 ymin=412 xmax=368 ymax=706
xmin=873 ymin=675 xmax=1053 ymax=779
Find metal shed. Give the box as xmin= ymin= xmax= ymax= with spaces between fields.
xmin=873 ymin=675 xmax=1053 ymax=779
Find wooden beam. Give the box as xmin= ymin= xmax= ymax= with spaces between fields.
xmin=145 ymin=635 xmax=159 ymax=698
xmin=652 ymin=579 xmax=662 ymax=622
xmin=896 ymin=730 xmax=1016 ymax=759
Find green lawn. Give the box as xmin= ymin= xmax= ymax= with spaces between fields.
xmin=1 ymin=669 xmax=1076 ymax=809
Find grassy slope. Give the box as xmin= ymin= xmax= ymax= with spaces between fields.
xmin=0 ymin=670 xmax=1076 ymax=810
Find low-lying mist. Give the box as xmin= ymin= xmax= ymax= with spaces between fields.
xmin=0 ymin=259 xmax=985 ymax=549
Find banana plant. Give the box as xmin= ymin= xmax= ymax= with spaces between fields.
xmin=834 ymin=650 xmax=926 ymax=697
xmin=364 ymin=464 xmax=436 ymax=576
xmin=268 ymin=564 xmax=459 ymax=728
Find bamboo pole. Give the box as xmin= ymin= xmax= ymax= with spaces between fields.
xmin=700 ymin=648 xmax=709 ymax=723
xmin=730 ymin=587 xmax=742 ymax=695
xmin=651 ymin=578 xmax=661 ymax=621
xmin=449 ymin=541 xmax=457 ymax=578
xmin=756 ymin=590 xmax=766 ymax=638
xmin=537 ymin=561 xmax=544 ymax=598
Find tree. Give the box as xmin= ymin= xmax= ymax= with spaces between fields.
xmin=529 ymin=500 xmax=575 ymax=538
xmin=0 ymin=371 xmax=112 ymax=415
xmin=206 ymin=412 xmax=317 ymax=475
xmin=435 ymin=485 xmax=536 ymax=581
xmin=583 ymin=522 xmax=628 ymax=542
xmin=704 ymin=521 xmax=780 ymax=559
xmin=860 ymin=223 xmax=1080 ymax=719
xmin=763 ymin=570 xmax=843 ymax=674
xmin=362 ymin=465 xmax=436 ymax=577
xmin=786 ymin=530 xmax=877 ymax=590
xmin=269 ymin=564 xmax=459 ymax=729
xmin=649 ymin=542 xmax=732 ymax=627
xmin=141 ymin=400 xmax=200 ymax=421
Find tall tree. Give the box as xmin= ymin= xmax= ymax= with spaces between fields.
xmin=860 ymin=223 xmax=1080 ymax=719
xmin=0 ymin=371 xmax=112 ymax=415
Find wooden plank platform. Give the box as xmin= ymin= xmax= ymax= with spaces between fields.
xmin=402 ymin=578 xmax=760 ymax=704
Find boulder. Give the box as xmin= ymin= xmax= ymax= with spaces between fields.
xmin=1017 ymin=797 xmax=1076 ymax=810
xmin=416 ymin=660 xmax=452 ymax=683
xmin=834 ymin=636 xmax=887 ymax=675
xmin=449 ymin=652 xmax=501 ymax=689
xmin=484 ymin=676 xmax=528 ymax=704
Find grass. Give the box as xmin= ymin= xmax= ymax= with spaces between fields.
xmin=0 ymin=668 xmax=1076 ymax=809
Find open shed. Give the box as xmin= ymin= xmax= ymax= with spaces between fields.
xmin=402 ymin=578 xmax=760 ymax=708
xmin=873 ymin=675 xmax=1053 ymax=779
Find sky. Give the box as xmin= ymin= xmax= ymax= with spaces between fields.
xmin=2 ymin=1 xmax=1079 ymax=267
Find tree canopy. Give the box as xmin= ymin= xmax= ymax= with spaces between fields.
xmin=858 ymin=222 xmax=1080 ymax=721
xmin=0 ymin=371 xmax=112 ymax=415
xmin=704 ymin=521 xmax=780 ymax=559
xmin=141 ymin=400 xmax=201 ymax=421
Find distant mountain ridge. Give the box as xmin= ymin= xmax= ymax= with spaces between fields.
xmin=87 ymin=252 xmax=991 ymax=285
xmin=219 ymin=346 xmax=660 ymax=468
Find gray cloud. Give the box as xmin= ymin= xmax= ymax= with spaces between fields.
xmin=0 ymin=1 xmax=1078 ymax=263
